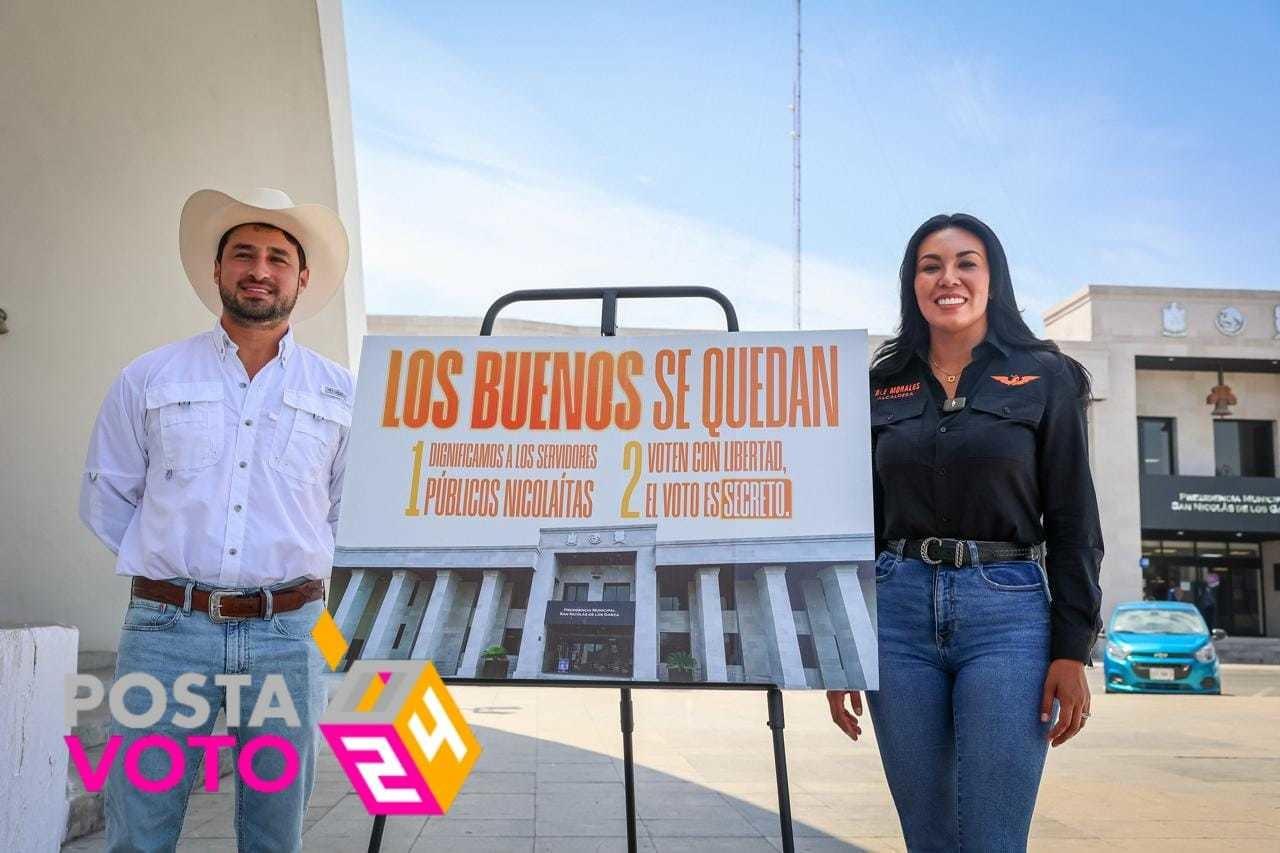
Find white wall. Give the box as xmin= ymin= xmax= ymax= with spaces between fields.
xmin=1136 ymin=370 xmax=1280 ymax=476
xmin=0 ymin=0 xmax=365 ymax=652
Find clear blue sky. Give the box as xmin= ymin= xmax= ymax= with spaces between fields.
xmin=345 ymin=1 xmax=1280 ymax=333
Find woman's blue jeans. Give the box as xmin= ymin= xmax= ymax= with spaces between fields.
xmin=867 ymin=547 xmax=1054 ymax=852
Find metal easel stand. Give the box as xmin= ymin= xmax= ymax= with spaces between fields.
xmin=368 ymin=287 xmax=794 ymax=853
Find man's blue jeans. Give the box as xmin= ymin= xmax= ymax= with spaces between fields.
xmin=867 ymin=548 xmax=1054 ymax=852
xmin=105 ymin=583 xmax=327 ymax=853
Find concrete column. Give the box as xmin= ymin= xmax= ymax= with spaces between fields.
xmin=362 ymin=570 xmax=416 ymax=659
xmin=820 ymin=564 xmax=879 ymax=690
xmin=1092 ymin=348 xmax=1144 ymax=621
xmin=409 ymin=570 xmax=458 ymax=662
xmin=632 ymin=546 xmax=658 ymax=679
xmin=801 ymin=576 xmax=846 ymax=688
xmin=332 ymin=568 xmax=376 ymax=642
xmin=396 ymin=576 xmax=432 ymax=659
xmin=694 ymin=568 xmax=728 ymax=681
xmin=458 ymin=571 xmax=505 ymax=677
xmin=734 ymin=577 xmax=773 ymax=681
xmin=1 ymin=625 xmax=77 ymax=852
xmin=516 ymin=550 xmax=558 ymax=677
xmin=687 ymin=578 xmax=705 ymax=678
xmin=753 ymin=566 xmax=807 ymax=688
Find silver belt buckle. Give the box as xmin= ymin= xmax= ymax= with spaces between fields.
xmin=920 ymin=537 xmax=943 ymax=565
xmin=207 ymin=590 xmax=243 ymax=623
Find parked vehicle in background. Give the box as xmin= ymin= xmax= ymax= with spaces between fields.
xmin=1103 ymin=602 xmax=1225 ymax=694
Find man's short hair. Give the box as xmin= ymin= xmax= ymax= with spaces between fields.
xmin=216 ymin=222 xmax=307 ymax=270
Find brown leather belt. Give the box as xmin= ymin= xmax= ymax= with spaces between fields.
xmin=131 ymin=577 xmax=324 ymax=622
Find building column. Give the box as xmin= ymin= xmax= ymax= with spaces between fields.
xmin=801 ymin=576 xmax=846 ymax=688
xmin=409 ymin=570 xmax=457 ymax=662
xmin=694 ymin=568 xmax=728 ymax=681
xmin=734 ymin=577 xmax=773 ymax=681
xmin=1091 ymin=348 xmax=1144 ymax=621
xmin=753 ymin=566 xmax=807 ymax=688
xmin=362 ymin=570 xmax=417 ymax=659
xmin=515 ymin=550 xmax=558 ymax=677
xmin=396 ymin=576 xmax=431 ymax=659
xmin=632 ymin=546 xmax=658 ymax=680
xmin=332 ymin=568 xmax=376 ymax=642
xmin=457 ymin=570 xmax=505 ymax=677
xmin=819 ymin=564 xmax=878 ymax=690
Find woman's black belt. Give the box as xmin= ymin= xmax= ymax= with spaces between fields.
xmin=892 ymin=538 xmax=1042 ymax=568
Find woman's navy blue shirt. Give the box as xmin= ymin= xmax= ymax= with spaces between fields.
xmin=870 ymin=335 xmax=1104 ymax=663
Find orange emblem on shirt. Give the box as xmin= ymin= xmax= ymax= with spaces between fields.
xmin=991 ymin=374 xmax=1040 ymax=387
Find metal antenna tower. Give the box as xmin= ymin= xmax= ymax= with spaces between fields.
xmin=791 ymin=0 xmax=802 ymax=330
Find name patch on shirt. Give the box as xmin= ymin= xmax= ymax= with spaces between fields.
xmin=991 ymin=374 xmax=1040 ymax=387
xmin=874 ymin=382 xmax=921 ymax=401
xmin=322 ymin=386 xmax=348 ymax=401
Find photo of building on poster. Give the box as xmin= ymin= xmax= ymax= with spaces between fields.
xmin=328 ymin=331 xmax=877 ymax=690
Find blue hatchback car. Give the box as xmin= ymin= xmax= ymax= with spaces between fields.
xmin=1103 ymin=602 xmax=1225 ymax=694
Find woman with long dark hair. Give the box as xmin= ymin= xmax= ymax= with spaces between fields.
xmin=827 ymin=214 xmax=1103 ymax=851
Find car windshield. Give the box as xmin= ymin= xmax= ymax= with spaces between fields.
xmin=1112 ymin=609 xmax=1207 ymax=635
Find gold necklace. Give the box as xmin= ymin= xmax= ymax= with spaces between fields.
xmin=929 ymin=355 xmax=965 ymax=384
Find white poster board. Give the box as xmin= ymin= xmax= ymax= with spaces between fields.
xmin=334 ymin=331 xmax=877 ymax=689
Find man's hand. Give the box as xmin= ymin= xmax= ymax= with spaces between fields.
xmin=1040 ymin=659 xmax=1090 ymax=747
xmin=826 ymin=690 xmax=863 ymax=742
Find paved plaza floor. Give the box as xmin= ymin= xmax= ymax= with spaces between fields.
xmin=65 ymin=664 xmax=1280 ymax=851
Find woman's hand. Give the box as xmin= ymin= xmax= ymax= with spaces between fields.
xmin=826 ymin=690 xmax=863 ymax=741
xmin=1040 ymin=659 xmax=1090 ymax=747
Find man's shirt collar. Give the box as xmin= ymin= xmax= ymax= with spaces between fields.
xmin=211 ymin=320 xmax=295 ymax=365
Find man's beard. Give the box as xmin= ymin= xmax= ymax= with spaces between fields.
xmin=219 ymin=278 xmax=298 ymax=325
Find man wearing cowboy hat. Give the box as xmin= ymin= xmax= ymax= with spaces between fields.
xmin=80 ymin=188 xmax=352 ymax=851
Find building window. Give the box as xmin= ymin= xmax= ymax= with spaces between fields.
xmin=660 ymin=632 xmax=691 ymax=662
xmin=658 ymin=571 xmax=689 ymax=611
xmin=724 ymin=633 xmax=743 ymax=666
xmin=602 ymin=583 xmax=631 ymax=602
xmin=1213 ymin=420 xmax=1276 ymax=477
xmin=502 ymin=628 xmax=522 ymax=655
xmin=1137 ymin=417 xmax=1176 ymax=475
xmin=797 ymin=634 xmax=819 ymax=668
xmin=508 ymin=575 xmax=531 ymax=609
xmin=392 ymin=623 xmax=406 ymax=650
xmin=719 ymin=568 xmax=736 ymax=610
xmin=406 ymin=580 xmax=420 ymax=608
xmin=786 ymin=571 xmax=808 ymax=611
xmin=562 ymin=582 xmax=590 ymax=602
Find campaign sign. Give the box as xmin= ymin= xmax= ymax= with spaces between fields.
xmin=331 ymin=331 xmax=877 ymax=690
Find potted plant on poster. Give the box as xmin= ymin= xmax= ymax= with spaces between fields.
xmin=481 ymin=645 xmax=510 ymax=679
xmin=665 ymin=651 xmax=697 ymax=682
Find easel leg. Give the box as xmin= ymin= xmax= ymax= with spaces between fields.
xmin=767 ymin=687 xmax=795 ymax=853
xmin=367 ymin=814 xmax=386 ymax=853
xmin=620 ymin=687 xmax=638 ymax=853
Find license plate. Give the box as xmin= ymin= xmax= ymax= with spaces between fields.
xmin=1148 ymin=667 xmax=1175 ymax=681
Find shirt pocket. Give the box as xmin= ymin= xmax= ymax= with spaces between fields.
xmin=144 ymin=381 xmax=225 ymax=473
xmin=870 ymin=395 xmax=927 ymax=464
xmin=969 ymin=396 xmax=1045 ymax=428
xmin=270 ymin=388 xmax=352 ymax=485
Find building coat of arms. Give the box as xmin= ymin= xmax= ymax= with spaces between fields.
xmin=1161 ymin=302 xmax=1187 ymax=337
xmin=1214 ymin=306 xmax=1245 ymax=337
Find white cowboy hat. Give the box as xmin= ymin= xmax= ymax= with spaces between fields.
xmin=179 ymin=187 xmax=349 ymax=321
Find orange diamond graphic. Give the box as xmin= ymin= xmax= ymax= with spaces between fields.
xmin=312 ymin=609 xmax=349 ymax=671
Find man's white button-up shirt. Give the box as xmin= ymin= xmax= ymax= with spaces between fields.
xmin=80 ymin=321 xmax=353 ymax=587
